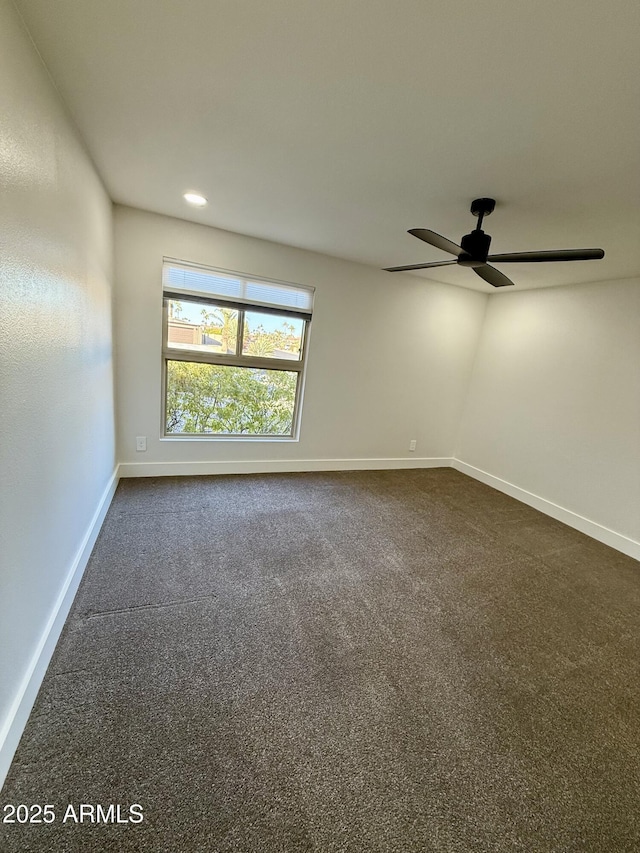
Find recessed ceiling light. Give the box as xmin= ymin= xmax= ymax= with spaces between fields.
xmin=183 ymin=192 xmax=207 ymax=207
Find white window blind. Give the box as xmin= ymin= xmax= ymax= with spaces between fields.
xmin=163 ymin=259 xmax=314 ymax=315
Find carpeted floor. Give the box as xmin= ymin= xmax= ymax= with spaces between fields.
xmin=2 ymin=468 xmax=639 ymax=852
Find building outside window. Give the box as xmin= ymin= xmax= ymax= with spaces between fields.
xmin=162 ymin=259 xmax=314 ymax=437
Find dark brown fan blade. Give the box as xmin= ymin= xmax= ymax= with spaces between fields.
xmin=473 ymin=264 xmax=515 ymax=288
xmin=383 ymin=260 xmax=458 ymax=272
xmin=488 ymin=248 xmax=605 ymax=263
xmin=408 ymin=229 xmax=463 ymax=257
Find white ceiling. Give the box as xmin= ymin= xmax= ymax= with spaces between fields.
xmin=15 ymin=0 xmax=640 ymax=291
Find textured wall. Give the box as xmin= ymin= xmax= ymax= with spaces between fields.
xmin=456 ymin=278 xmax=640 ymax=544
xmin=0 ymin=0 xmax=115 ymax=740
xmin=114 ymin=205 xmax=488 ymax=469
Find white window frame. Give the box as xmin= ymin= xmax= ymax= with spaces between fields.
xmin=161 ymin=259 xmax=314 ymax=439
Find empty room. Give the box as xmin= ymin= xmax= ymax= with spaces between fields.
xmin=1 ymin=0 xmax=639 ymax=850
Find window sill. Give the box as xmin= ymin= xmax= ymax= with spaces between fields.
xmin=161 ymin=435 xmax=299 ymax=442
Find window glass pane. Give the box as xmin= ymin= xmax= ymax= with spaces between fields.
xmin=166 ymin=361 xmax=298 ymax=436
xmin=241 ymin=312 xmax=304 ymax=360
xmin=167 ymin=299 xmax=238 ymax=355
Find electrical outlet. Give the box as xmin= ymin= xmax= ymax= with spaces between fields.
xmin=409 ymin=439 xmax=417 ymax=452
xmin=136 ymin=436 xmax=147 ymax=452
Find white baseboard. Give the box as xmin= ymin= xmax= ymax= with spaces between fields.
xmin=118 ymin=456 xmax=453 ymax=478
xmin=452 ymin=459 xmax=640 ymax=561
xmin=0 ymin=467 xmax=120 ymax=790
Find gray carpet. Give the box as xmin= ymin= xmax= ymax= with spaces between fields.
xmin=2 ymin=468 xmax=639 ymax=852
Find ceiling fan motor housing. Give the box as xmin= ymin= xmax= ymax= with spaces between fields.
xmin=459 ymin=230 xmax=491 ymax=267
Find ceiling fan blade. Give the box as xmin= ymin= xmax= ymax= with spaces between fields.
xmin=408 ymin=229 xmax=463 ymax=257
xmin=473 ymin=264 xmax=515 ymax=288
xmin=383 ymin=260 xmax=458 ymax=272
xmin=488 ymin=248 xmax=605 ymax=263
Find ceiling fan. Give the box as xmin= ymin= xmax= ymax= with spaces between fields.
xmin=383 ymin=198 xmax=605 ymax=287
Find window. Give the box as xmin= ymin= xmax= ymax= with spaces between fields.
xmin=162 ymin=259 xmax=314 ymax=437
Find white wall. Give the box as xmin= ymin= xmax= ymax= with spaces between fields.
xmin=0 ymin=0 xmax=116 ymax=780
xmin=456 ymin=277 xmax=640 ymax=552
xmin=114 ymin=205 xmax=487 ymax=473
